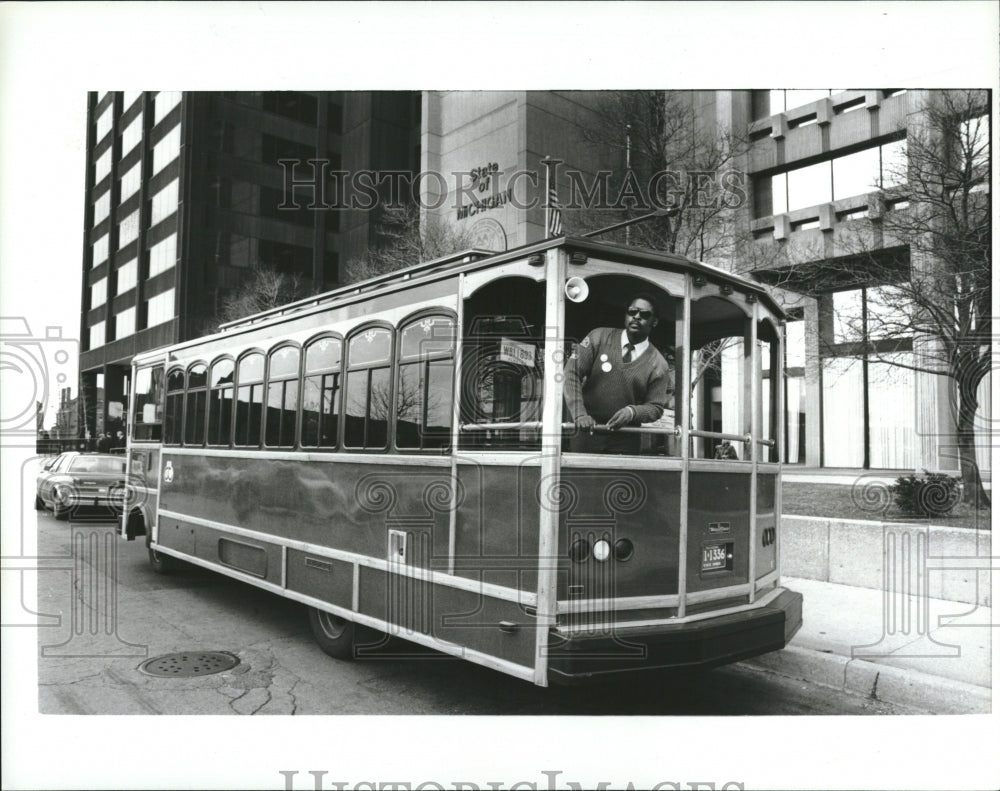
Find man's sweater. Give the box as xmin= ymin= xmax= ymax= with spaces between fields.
xmin=562 ymin=327 xmax=671 ymax=424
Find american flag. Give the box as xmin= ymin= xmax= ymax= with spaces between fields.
xmin=547 ymin=185 xmax=563 ymax=237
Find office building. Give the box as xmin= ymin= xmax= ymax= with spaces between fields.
xmin=79 ymin=91 xmax=421 ymax=438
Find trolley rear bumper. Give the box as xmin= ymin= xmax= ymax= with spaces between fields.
xmin=546 ymin=587 xmax=802 ymax=683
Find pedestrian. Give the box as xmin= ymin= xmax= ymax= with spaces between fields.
xmin=563 ymin=293 xmax=672 ymax=454
xmin=115 ymin=429 xmax=126 ymax=448
xmin=97 ymin=432 xmax=112 ymax=453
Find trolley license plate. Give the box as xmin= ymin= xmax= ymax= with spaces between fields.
xmin=701 ymin=542 xmax=731 ymax=572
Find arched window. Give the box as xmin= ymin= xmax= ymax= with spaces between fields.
xmin=184 ymin=363 xmax=207 ymax=446
xmin=234 ymin=352 xmax=265 ymax=447
xmin=207 ymin=357 xmax=234 ymax=446
xmin=301 ymin=335 xmax=342 ymax=449
xmin=265 ymin=345 xmax=301 ymax=447
xmin=344 ymin=326 xmax=393 ymax=450
xmin=164 ymin=367 xmax=185 ymax=445
xmin=396 ymin=314 xmax=456 ymax=450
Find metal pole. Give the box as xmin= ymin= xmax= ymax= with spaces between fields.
xmin=541 ymin=156 xmax=552 ymax=240
xmin=624 ymin=124 xmax=632 ymax=246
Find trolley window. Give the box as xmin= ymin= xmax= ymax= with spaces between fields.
xmin=207 ymin=357 xmax=234 ymax=446
xmin=164 ymin=367 xmax=185 ymax=445
xmin=184 ymin=363 xmax=208 ymax=446
xmin=344 ymin=326 xmax=392 ymax=450
xmin=301 ymin=335 xmax=342 ymax=449
xmin=265 ymin=345 xmax=300 ymax=448
xmin=396 ymin=315 xmax=456 ymax=451
xmin=131 ymin=365 xmax=164 ymax=441
xmin=234 ymin=352 xmax=265 ymax=447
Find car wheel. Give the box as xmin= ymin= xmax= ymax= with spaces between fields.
xmin=148 ymin=547 xmax=177 ymax=574
xmin=34 ymin=494 xmax=44 ymax=510
xmin=308 ymin=607 xmax=359 ymax=660
xmin=53 ymin=503 xmax=69 ymax=521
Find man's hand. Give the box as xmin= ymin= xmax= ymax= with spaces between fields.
xmin=606 ymin=406 xmax=635 ymax=430
xmin=576 ymin=414 xmax=596 ymax=432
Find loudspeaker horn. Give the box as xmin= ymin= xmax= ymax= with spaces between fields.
xmin=564 ymin=276 xmax=589 ymax=303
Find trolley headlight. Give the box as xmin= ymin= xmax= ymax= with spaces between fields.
xmin=614 ymin=538 xmax=634 ymax=562
xmin=569 ymin=539 xmax=590 ymax=563
xmin=593 ymin=539 xmax=611 ymax=562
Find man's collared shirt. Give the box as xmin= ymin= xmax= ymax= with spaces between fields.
xmin=620 ymin=330 xmax=649 ymax=360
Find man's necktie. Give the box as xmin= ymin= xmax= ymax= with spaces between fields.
xmin=623 ymin=343 xmax=635 ymax=363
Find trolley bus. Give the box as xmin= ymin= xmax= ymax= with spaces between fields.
xmin=121 ymin=236 xmax=802 ymax=686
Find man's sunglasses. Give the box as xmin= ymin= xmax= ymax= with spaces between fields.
xmin=626 ymin=308 xmax=654 ymax=320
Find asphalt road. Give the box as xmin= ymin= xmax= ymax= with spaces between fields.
xmin=27 ymin=508 xmax=926 ymax=717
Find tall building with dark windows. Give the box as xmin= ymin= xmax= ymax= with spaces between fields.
xmin=79 ymin=91 xmax=421 ymax=438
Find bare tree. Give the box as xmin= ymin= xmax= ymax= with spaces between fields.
xmin=772 ymin=90 xmax=991 ymax=505
xmin=216 ymin=265 xmax=317 ymax=325
xmin=575 ymin=91 xmax=750 ymax=267
xmin=345 ymin=205 xmax=474 ymax=282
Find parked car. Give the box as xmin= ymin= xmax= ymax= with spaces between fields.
xmin=35 ymin=452 xmax=128 ymax=520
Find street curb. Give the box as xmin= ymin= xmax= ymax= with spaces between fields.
xmin=741 ymin=645 xmax=991 ymax=714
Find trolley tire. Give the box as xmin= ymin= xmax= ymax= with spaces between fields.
xmin=308 ymin=607 xmax=358 ymax=661
xmin=148 ymin=547 xmax=177 ymax=574
xmin=34 ymin=494 xmax=44 ymax=510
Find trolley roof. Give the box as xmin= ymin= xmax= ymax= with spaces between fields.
xmin=134 ymin=235 xmax=785 ymax=366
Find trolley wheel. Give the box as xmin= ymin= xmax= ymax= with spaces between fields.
xmin=308 ymin=607 xmax=358 ymax=661
xmin=34 ymin=494 xmax=44 ymax=510
xmin=148 ymin=547 xmax=177 ymax=574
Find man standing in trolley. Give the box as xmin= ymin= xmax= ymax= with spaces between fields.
xmin=563 ymin=293 xmax=673 ymax=454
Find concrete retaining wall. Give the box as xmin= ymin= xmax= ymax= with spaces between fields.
xmin=780 ymin=515 xmax=992 ymax=606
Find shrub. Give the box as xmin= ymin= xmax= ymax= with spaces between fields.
xmin=889 ymin=471 xmax=962 ymax=517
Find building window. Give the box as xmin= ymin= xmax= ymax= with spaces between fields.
xmin=154 ymin=91 xmax=181 ymax=124
xmin=121 ymin=112 xmax=143 ymax=155
xmin=146 ymin=288 xmax=174 ymax=327
xmin=757 ymin=138 xmax=908 ymax=218
xmin=822 ymin=286 xmax=916 ymax=469
xmin=184 ymin=363 xmax=207 ymax=446
xmin=344 ymin=326 xmax=393 ymax=450
xmin=119 ymin=209 xmax=140 ymax=248
xmin=207 ymin=358 xmax=235 ymax=446
xmin=234 ymin=352 xmax=265 ymax=447
xmin=832 ymin=147 xmax=881 ymax=201
xmin=396 ymin=315 xmax=455 ymax=450
xmin=95 ymin=103 xmax=113 ymax=141
xmin=150 ymin=179 xmax=179 ymax=226
xmin=93 ymin=191 xmax=110 ymax=225
xmin=301 ymin=336 xmax=342 ymax=449
xmin=148 ymin=234 xmax=177 ymax=278
xmin=265 ymin=345 xmax=301 ymax=447
xmin=88 ymin=320 xmax=105 ymax=349
xmin=115 ymin=306 xmax=136 ymax=339
xmin=93 ymin=234 xmax=109 ymax=266
xmin=90 ymin=277 xmax=107 ymax=309
xmin=116 ymin=258 xmax=137 ymax=294
xmin=152 ymin=125 xmax=181 ymax=175
xmin=94 ymin=148 xmax=112 ymax=183
xmin=120 ymin=161 xmax=142 ymax=202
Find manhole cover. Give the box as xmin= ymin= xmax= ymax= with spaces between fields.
xmin=138 ymin=651 xmax=239 ymax=678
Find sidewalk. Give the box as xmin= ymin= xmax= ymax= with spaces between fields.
xmin=743 ymin=576 xmax=992 ymax=713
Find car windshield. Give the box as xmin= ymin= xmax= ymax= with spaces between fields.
xmin=68 ymin=456 xmax=125 ymax=474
